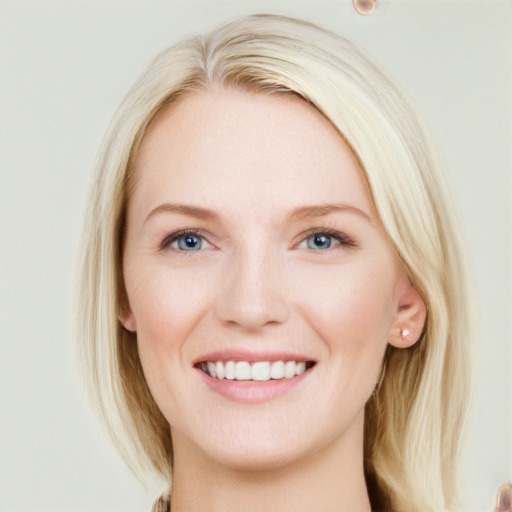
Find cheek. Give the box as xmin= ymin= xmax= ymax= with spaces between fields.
xmin=123 ymin=262 xmax=215 ymax=399
xmin=295 ymin=262 xmax=396 ymax=387
xmin=126 ymin=261 xmax=213 ymax=342
xmin=298 ymin=261 xmax=396 ymax=337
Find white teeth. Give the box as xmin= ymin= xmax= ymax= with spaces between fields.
xmin=207 ymin=362 xmax=217 ymax=378
xmin=200 ymin=360 xmax=312 ymax=381
xmin=270 ymin=361 xmax=285 ymax=379
xmin=284 ymin=361 xmax=296 ymax=379
xmin=252 ymin=361 xmax=271 ymax=381
xmin=215 ymin=361 xmax=225 ymax=379
xmin=225 ymin=361 xmax=235 ymax=380
xmin=235 ymin=361 xmax=251 ymax=380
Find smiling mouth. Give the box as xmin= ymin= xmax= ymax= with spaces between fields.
xmin=196 ymin=360 xmax=316 ymax=381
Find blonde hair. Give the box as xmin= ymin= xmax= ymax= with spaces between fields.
xmin=77 ymin=14 xmax=476 ymax=511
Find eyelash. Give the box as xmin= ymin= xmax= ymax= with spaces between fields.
xmin=159 ymin=228 xmax=357 ymax=252
xmin=298 ymin=228 xmax=357 ymax=251
xmin=160 ymin=229 xmax=211 ymax=251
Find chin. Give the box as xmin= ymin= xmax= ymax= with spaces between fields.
xmin=170 ymin=412 xmax=314 ymax=472
xmin=205 ymin=437 xmax=312 ymax=473
xmin=180 ymin=409 xmax=352 ymax=475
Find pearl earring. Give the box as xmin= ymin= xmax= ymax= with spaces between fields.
xmin=400 ymin=328 xmax=410 ymax=340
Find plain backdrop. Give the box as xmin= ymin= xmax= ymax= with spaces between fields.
xmin=0 ymin=1 xmax=510 ymax=511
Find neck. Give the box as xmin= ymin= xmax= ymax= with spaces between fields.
xmin=169 ymin=413 xmax=372 ymax=512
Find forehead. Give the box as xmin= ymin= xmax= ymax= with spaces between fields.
xmin=131 ymin=88 xmax=374 ymax=220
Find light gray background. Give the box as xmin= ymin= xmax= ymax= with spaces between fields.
xmin=1 ymin=1 xmax=510 ymax=511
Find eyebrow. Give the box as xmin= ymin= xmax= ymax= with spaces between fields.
xmin=288 ymin=203 xmax=373 ymax=223
xmin=144 ymin=203 xmax=218 ymax=224
xmin=144 ymin=202 xmax=373 ymax=224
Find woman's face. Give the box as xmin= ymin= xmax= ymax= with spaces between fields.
xmin=122 ymin=88 xmax=419 ymax=471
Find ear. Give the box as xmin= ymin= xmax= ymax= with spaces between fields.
xmin=388 ymin=278 xmax=427 ymax=348
xmin=119 ymin=305 xmax=137 ymax=332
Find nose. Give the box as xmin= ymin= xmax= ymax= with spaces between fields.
xmin=214 ymin=246 xmax=290 ymax=331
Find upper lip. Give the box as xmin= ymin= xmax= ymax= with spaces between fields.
xmin=193 ymin=349 xmax=316 ymax=365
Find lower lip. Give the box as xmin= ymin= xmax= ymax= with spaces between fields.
xmin=196 ymin=368 xmax=312 ymax=404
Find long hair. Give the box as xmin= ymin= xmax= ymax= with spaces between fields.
xmin=77 ymin=14 xmax=476 ymax=511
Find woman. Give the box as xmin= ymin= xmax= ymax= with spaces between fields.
xmin=77 ymin=14 xmax=475 ymax=512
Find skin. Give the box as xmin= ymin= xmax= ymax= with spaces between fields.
xmin=122 ymin=88 xmax=426 ymax=512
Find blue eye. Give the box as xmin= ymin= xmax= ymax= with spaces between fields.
xmin=176 ymin=234 xmax=203 ymax=251
xmin=161 ymin=230 xmax=211 ymax=252
xmin=299 ymin=230 xmax=356 ymax=252
xmin=306 ymin=234 xmax=335 ymax=250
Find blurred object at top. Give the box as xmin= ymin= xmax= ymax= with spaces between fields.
xmin=353 ymin=0 xmax=377 ymax=15
xmin=497 ymin=484 xmax=512 ymax=512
